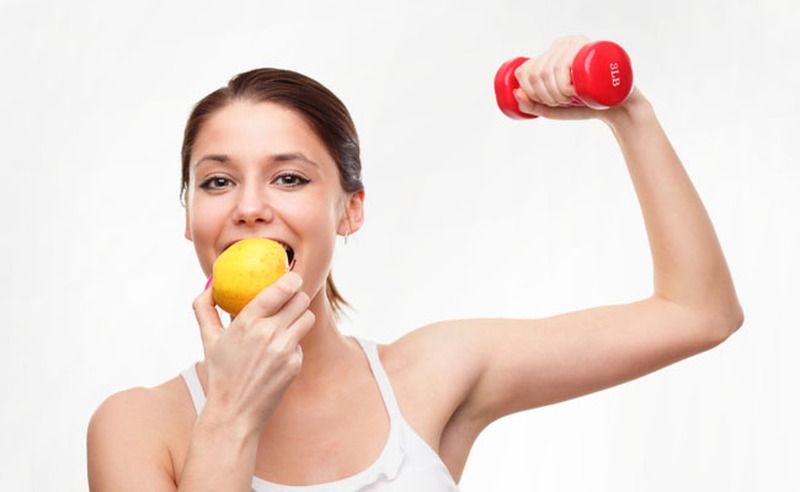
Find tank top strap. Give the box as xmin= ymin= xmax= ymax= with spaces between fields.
xmin=353 ymin=338 xmax=403 ymax=421
xmin=180 ymin=363 xmax=206 ymax=415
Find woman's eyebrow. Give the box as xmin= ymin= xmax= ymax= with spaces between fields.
xmin=193 ymin=154 xmax=229 ymax=168
xmin=271 ymin=152 xmax=320 ymax=168
xmin=193 ymin=152 xmax=320 ymax=168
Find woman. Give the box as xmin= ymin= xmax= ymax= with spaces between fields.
xmin=87 ymin=36 xmax=743 ymax=491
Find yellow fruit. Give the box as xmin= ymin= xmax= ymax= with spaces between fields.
xmin=212 ymin=238 xmax=288 ymax=316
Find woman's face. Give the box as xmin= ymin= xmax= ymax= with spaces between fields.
xmin=184 ymin=101 xmax=363 ymax=301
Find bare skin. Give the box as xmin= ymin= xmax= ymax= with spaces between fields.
xmin=87 ymin=37 xmax=743 ymax=491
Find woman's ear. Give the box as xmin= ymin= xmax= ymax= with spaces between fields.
xmin=338 ymin=190 xmax=365 ymax=236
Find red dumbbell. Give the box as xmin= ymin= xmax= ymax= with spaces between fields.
xmin=495 ymin=40 xmax=634 ymax=119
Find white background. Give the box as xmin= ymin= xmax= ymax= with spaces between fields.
xmin=1 ymin=0 xmax=798 ymax=490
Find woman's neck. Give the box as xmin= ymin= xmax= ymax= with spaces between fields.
xmin=291 ymin=291 xmax=358 ymax=389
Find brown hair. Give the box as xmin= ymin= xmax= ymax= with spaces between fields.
xmin=180 ymin=68 xmax=364 ymax=315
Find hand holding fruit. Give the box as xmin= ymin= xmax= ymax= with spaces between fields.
xmin=191 ymin=239 xmax=315 ymax=434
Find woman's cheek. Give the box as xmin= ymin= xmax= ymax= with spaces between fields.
xmin=189 ymin=205 xmax=226 ymax=274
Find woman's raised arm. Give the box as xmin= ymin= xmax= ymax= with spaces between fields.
xmin=428 ymin=38 xmax=743 ymax=429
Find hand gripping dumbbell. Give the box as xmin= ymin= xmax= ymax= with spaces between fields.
xmin=494 ymin=40 xmax=634 ymax=119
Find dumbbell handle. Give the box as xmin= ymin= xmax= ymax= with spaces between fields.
xmin=495 ymin=40 xmax=634 ymax=120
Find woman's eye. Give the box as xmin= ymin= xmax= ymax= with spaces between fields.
xmin=274 ymin=173 xmax=310 ymax=187
xmin=199 ymin=176 xmax=232 ymax=190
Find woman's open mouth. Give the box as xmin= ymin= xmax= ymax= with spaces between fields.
xmin=281 ymin=243 xmax=297 ymax=271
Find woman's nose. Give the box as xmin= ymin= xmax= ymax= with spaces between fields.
xmin=231 ymin=183 xmax=274 ymax=226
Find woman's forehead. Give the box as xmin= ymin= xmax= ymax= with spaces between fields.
xmin=193 ymin=101 xmax=333 ymax=166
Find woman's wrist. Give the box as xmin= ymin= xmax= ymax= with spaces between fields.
xmin=195 ymin=402 xmax=263 ymax=446
xmin=600 ymin=88 xmax=656 ymax=133
xmin=180 ymin=406 xmax=260 ymax=491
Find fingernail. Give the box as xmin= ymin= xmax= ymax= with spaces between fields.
xmin=282 ymin=272 xmax=303 ymax=291
xmin=205 ymin=275 xmax=213 ymax=290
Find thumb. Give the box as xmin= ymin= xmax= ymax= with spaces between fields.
xmin=192 ymin=277 xmax=224 ymax=360
xmin=515 ymin=89 xmax=598 ymax=120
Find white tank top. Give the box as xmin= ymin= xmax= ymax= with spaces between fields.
xmin=180 ymin=338 xmax=460 ymax=491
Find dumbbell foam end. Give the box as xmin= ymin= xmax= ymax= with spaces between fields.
xmin=494 ymin=56 xmax=536 ymax=119
xmin=571 ymin=41 xmax=634 ymax=109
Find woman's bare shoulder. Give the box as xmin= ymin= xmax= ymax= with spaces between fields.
xmin=90 ymin=374 xmax=195 ymax=427
xmin=379 ymin=321 xmax=484 ymax=400
xmin=87 ymin=374 xmax=196 ymax=489
xmin=382 ymin=320 xmax=481 ymax=363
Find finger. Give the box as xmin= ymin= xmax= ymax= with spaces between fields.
xmin=555 ymin=51 xmax=576 ymax=100
xmin=533 ymin=75 xmax=559 ymax=107
xmin=514 ymin=89 xmax=534 ymax=110
xmin=516 ymin=58 xmax=553 ymax=107
xmin=540 ymin=42 xmax=581 ymax=106
xmin=514 ymin=59 xmax=542 ymax=105
xmin=262 ymin=289 xmax=311 ymax=334
xmin=282 ymin=309 xmax=316 ymax=347
xmin=192 ymin=284 xmax=224 ymax=360
xmin=519 ymin=55 xmax=568 ymax=107
xmin=515 ymin=92 xmax=548 ymax=117
xmin=237 ymin=271 xmax=304 ymax=320
xmin=540 ymin=64 xmax=571 ymax=107
xmin=271 ymin=310 xmax=315 ymax=371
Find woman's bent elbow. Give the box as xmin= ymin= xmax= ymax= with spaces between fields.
xmin=702 ymin=301 xmax=744 ymax=348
